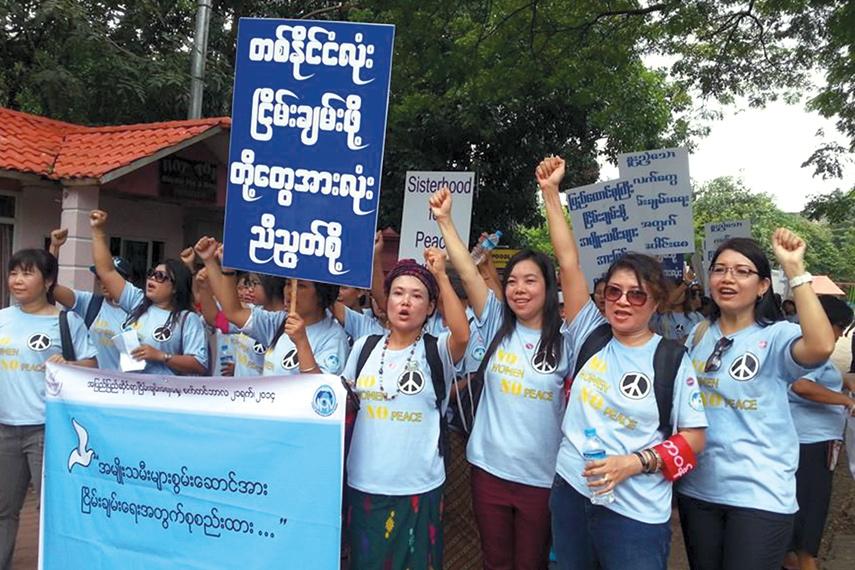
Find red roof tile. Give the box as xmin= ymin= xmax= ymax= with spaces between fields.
xmin=0 ymin=108 xmax=230 ymax=181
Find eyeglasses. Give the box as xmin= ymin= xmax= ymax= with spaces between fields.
xmin=238 ymin=280 xmax=261 ymax=289
xmin=604 ymin=284 xmax=648 ymax=307
xmin=704 ymin=336 xmax=734 ymax=373
xmin=146 ymin=268 xmax=173 ymax=283
xmin=709 ymin=265 xmax=759 ymax=280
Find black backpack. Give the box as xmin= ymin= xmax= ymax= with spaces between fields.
xmin=572 ymin=323 xmax=686 ymax=436
xmin=352 ymin=333 xmax=449 ymax=457
xmin=58 ymin=310 xmax=76 ymax=361
xmin=83 ymin=294 xmax=104 ymax=329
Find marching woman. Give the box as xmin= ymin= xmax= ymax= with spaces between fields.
xmin=537 ymin=156 xmax=707 ymax=570
xmin=195 ymin=237 xmax=348 ymax=378
xmin=0 ymin=249 xmax=97 ymax=569
xmin=677 ymin=232 xmax=835 ymax=570
xmin=49 ymin=227 xmax=131 ymax=370
xmin=431 ymin=186 xmax=574 ymax=570
xmin=89 ymin=210 xmax=208 ymax=375
xmin=343 ymin=249 xmax=469 ymax=570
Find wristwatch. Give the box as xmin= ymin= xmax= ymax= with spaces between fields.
xmin=789 ymin=273 xmax=813 ymax=290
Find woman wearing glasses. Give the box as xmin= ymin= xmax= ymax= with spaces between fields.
xmin=537 ymin=156 xmax=707 ymax=570
xmin=89 ymin=210 xmax=208 ymax=375
xmin=343 ymin=251 xmax=469 ymax=570
xmin=677 ymin=234 xmax=835 ymax=570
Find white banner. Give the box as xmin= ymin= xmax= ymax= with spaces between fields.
xmin=566 ymin=180 xmax=641 ymax=290
xmin=398 ymin=171 xmax=475 ymax=261
xmin=618 ymin=147 xmax=694 ymax=255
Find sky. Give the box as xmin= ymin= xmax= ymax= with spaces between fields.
xmin=600 ymin=99 xmax=853 ymax=213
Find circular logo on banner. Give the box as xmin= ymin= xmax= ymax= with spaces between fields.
xmin=253 ymin=341 xmax=266 ymax=355
xmin=27 ymin=333 xmax=51 ymax=352
xmin=398 ymin=369 xmax=426 ymax=396
xmin=152 ymin=326 xmax=172 ymax=342
xmin=312 ymin=385 xmax=337 ymax=417
xmin=531 ymin=349 xmax=558 ymax=374
xmin=729 ymin=353 xmax=759 ymax=382
xmin=619 ymin=372 xmax=651 ymax=400
xmin=281 ymin=348 xmax=300 ymax=370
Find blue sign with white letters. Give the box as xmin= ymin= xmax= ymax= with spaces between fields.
xmin=223 ymin=18 xmax=395 ymax=287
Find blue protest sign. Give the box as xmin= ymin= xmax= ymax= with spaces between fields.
xmin=223 ymin=19 xmax=395 ymax=287
xmin=41 ymin=364 xmax=344 ymax=568
xmin=659 ymin=253 xmax=685 ymax=281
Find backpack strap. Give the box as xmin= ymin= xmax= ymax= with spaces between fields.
xmin=572 ymin=322 xmax=613 ymax=379
xmin=652 ymin=338 xmax=687 ymax=436
xmin=423 ymin=333 xmax=448 ymax=457
xmin=59 ymin=310 xmax=76 ymax=362
xmin=354 ymin=334 xmax=384 ymax=380
xmin=83 ymin=295 xmax=104 ymax=329
xmin=690 ymin=320 xmax=710 ymax=350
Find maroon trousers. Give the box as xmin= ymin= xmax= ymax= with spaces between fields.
xmin=471 ymin=466 xmax=551 ymax=570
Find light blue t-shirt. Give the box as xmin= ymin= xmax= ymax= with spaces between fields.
xmin=556 ymin=301 xmax=708 ymax=523
xmin=0 ymin=306 xmax=97 ymax=425
xmin=679 ymin=319 xmax=816 ymax=514
xmin=242 ymin=307 xmax=349 ymax=376
xmin=230 ymin=325 xmax=266 ymax=377
xmin=118 ymin=283 xmax=209 ymax=375
xmin=467 ymin=291 xmax=573 ymax=488
xmin=651 ymin=311 xmax=704 ymax=342
xmin=344 ymin=306 xmax=384 ymax=340
xmin=345 ymin=332 xmax=457 ymax=495
xmin=788 ymin=361 xmax=846 ymax=444
xmin=71 ymin=290 xmax=127 ymax=371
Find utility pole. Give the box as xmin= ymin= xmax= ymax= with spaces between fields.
xmin=188 ymin=0 xmax=212 ymax=119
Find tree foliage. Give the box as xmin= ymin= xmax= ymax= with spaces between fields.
xmin=1 ymin=1 xmax=852 ymax=239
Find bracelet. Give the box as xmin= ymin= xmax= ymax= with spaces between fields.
xmin=633 ymin=451 xmax=648 ymax=472
xmin=299 ymin=364 xmax=320 ymax=373
xmin=789 ymin=272 xmax=813 ymax=289
xmin=163 ymin=353 xmax=173 ymax=363
xmin=642 ymin=449 xmax=658 ymax=473
xmin=650 ymin=448 xmax=663 ymax=473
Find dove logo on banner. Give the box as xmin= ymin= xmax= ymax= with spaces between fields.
xmin=41 ymin=363 xmax=345 ymax=569
xmin=67 ymin=419 xmax=95 ymax=473
xmin=223 ymin=19 xmax=396 ymax=288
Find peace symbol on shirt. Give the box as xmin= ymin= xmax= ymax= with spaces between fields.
xmin=27 ymin=333 xmax=52 ymax=352
xmin=531 ymin=348 xmax=558 ymax=374
xmin=281 ymin=348 xmax=300 ymax=370
xmin=152 ymin=326 xmax=172 ymax=342
xmin=253 ymin=341 xmax=266 ymax=355
xmin=729 ymin=352 xmax=759 ymax=382
xmin=397 ymin=369 xmax=426 ymax=395
xmin=619 ymin=372 xmax=651 ymax=400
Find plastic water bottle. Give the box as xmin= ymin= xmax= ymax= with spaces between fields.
xmin=470 ymin=230 xmax=502 ymax=265
xmin=582 ymin=428 xmax=615 ymax=505
xmin=219 ymin=343 xmax=234 ymax=373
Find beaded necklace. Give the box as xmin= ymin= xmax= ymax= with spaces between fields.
xmin=377 ymin=329 xmax=423 ymax=400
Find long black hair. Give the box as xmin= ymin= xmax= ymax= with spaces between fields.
xmin=259 ymin=275 xmax=287 ymax=306
xmin=708 ymin=237 xmax=782 ymax=326
xmin=489 ymin=248 xmax=563 ymax=362
xmin=8 ymin=249 xmax=58 ymax=304
xmin=124 ymin=259 xmax=195 ymax=330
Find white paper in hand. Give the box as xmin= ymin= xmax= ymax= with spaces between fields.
xmin=112 ymin=330 xmax=146 ymax=372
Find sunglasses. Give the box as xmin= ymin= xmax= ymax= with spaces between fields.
xmin=704 ymin=336 xmax=734 ymax=373
xmin=146 ymin=268 xmax=173 ymax=284
xmin=604 ymin=284 xmax=648 ymax=307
